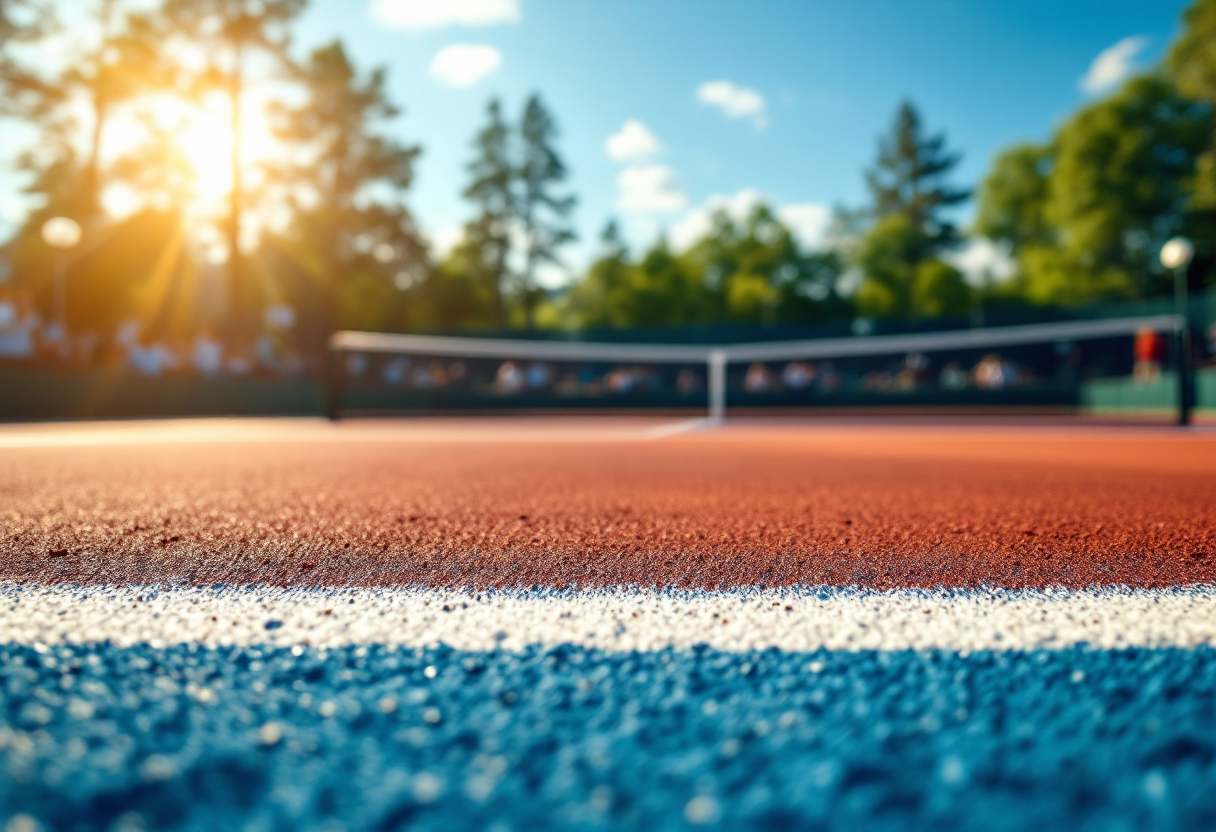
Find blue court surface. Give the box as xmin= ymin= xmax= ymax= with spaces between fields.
xmin=1 ymin=584 xmax=1215 ymax=831
xmin=2 ymin=642 xmax=1214 ymax=831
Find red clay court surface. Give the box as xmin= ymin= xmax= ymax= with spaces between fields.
xmin=1 ymin=416 xmax=1214 ymax=590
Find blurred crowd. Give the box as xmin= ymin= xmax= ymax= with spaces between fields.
xmin=0 ymin=286 xmax=306 ymax=379
xmin=738 ymin=353 xmax=1030 ymax=394
xmin=342 ymin=350 xmax=1052 ymax=398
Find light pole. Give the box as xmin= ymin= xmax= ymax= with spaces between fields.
xmin=1160 ymin=236 xmax=1195 ymax=426
xmin=40 ymin=217 xmax=83 ymax=340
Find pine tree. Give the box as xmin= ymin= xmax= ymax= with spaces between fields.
xmin=852 ymin=101 xmax=971 ymax=318
xmin=73 ymin=1 xmax=166 ymax=220
xmin=160 ymin=0 xmax=304 ymax=338
xmin=271 ymin=41 xmax=422 ymax=347
xmin=462 ymin=98 xmax=515 ymax=328
xmin=864 ymin=101 xmax=969 ymax=253
xmin=517 ymin=94 xmax=575 ymax=329
xmin=4 ymin=1 xmax=162 ymax=220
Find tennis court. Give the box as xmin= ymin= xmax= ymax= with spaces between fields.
xmin=1 ymin=416 xmax=1214 ymax=829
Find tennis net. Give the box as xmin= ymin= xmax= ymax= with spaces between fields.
xmin=326 ymin=313 xmax=1192 ymax=422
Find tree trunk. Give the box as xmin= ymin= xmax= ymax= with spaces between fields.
xmin=493 ymin=242 xmax=508 ymax=329
xmin=84 ymin=95 xmax=108 ymax=218
xmin=226 ymin=46 xmax=244 ymax=346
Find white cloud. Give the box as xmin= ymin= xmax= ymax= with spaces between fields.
xmin=371 ymin=0 xmax=520 ymax=30
xmin=697 ymin=80 xmax=768 ymax=128
xmin=668 ymin=211 xmax=713 ymax=252
xmin=429 ymin=44 xmax=502 ymax=88
xmin=776 ymin=203 xmax=831 ymax=251
xmin=945 ymin=238 xmax=1015 ymax=287
xmin=1080 ymin=36 xmax=1147 ymax=95
xmin=615 ymin=164 xmax=687 ymax=214
xmin=605 ymin=119 xmax=662 ymax=162
xmin=669 ymin=190 xmax=830 ymax=252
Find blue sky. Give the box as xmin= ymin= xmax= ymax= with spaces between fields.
xmin=304 ymin=0 xmax=1194 ymax=280
xmin=0 ymin=0 xmax=1197 ymax=283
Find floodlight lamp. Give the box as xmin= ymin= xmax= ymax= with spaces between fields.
xmin=41 ymin=217 xmax=82 ymax=250
xmin=1160 ymin=237 xmax=1194 ymax=270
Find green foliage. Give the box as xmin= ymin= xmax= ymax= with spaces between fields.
xmin=1169 ymin=0 xmax=1216 ymax=209
xmin=563 ymin=221 xmax=639 ymax=328
xmin=974 ymin=143 xmax=1053 ymax=253
xmin=724 ymin=272 xmax=778 ymax=324
xmin=852 ymin=214 xmax=930 ymax=318
xmin=853 ymin=102 xmax=971 ymax=317
xmin=1169 ymin=0 xmax=1216 ymax=105
xmin=910 ymin=259 xmax=971 ymax=318
xmin=561 ymin=206 xmax=849 ymax=330
xmin=518 ymin=94 xmax=576 ymax=329
xmin=977 ymin=75 xmax=1213 ymax=306
xmin=460 ymin=99 xmax=515 ymax=328
xmin=864 ymin=101 xmax=970 ymax=247
xmin=1050 ymin=76 xmax=1206 ymax=282
xmin=268 ymin=41 xmax=422 ymax=347
xmin=442 ymin=95 xmax=577 ymax=330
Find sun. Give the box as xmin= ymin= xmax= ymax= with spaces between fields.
xmin=176 ymin=107 xmax=236 ymax=204
xmin=173 ymin=92 xmax=278 ymax=208
xmin=105 ymin=91 xmax=280 ymax=219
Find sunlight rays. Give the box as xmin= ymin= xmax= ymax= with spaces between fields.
xmin=104 ymin=91 xmax=280 ymax=225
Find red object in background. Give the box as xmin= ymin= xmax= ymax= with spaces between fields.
xmin=1134 ymin=329 xmax=1165 ymax=363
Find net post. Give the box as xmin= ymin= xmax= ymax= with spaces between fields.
xmin=325 ymin=338 xmax=343 ymax=422
xmin=707 ymin=350 xmax=727 ymax=423
xmin=1176 ymin=318 xmax=1193 ymax=427
xmin=1173 ymin=262 xmax=1193 ymax=426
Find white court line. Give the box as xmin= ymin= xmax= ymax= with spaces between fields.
xmin=0 ymin=418 xmax=712 ymax=449
xmin=640 ymin=417 xmax=714 ymax=438
xmin=2 ymin=583 xmax=1213 ymax=653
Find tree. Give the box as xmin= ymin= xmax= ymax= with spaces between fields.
xmin=405 ymin=245 xmax=499 ymax=331
xmin=1168 ymin=0 xmax=1216 ymax=209
xmin=517 ymin=94 xmax=576 ymax=329
xmin=269 ymin=41 xmax=422 ymax=347
xmin=0 ymin=0 xmax=54 ymax=118
xmin=3 ymin=1 xmax=163 ymax=220
xmin=974 ymin=142 xmax=1053 ymax=254
xmin=159 ymin=0 xmax=304 ymax=337
xmin=562 ymin=205 xmax=851 ymax=330
xmin=629 ymin=239 xmax=706 ymax=327
xmin=461 ymin=98 xmax=515 ymax=328
xmin=910 ymin=259 xmax=970 ymax=318
xmin=70 ymin=2 xmax=166 ymax=219
xmin=979 ymin=75 xmax=1212 ymax=305
xmin=684 ymin=203 xmax=840 ymax=325
xmin=865 ymin=101 xmax=970 ymax=249
xmin=564 ymin=220 xmax=638 ymax=328
xmin=854 ymin=102 xmax=970 ymax=317
xmin=852 ymin=214 xmax=930 ymax=318
xmin=1 ymin=1 xmax=188 ymax=339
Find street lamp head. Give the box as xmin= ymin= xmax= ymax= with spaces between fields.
xmin=1160 ymin=237 xmax=1194 ymax=271
xmin=41 ymin=217 xmax=82 ymax=250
